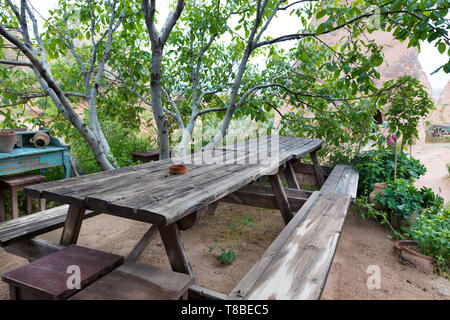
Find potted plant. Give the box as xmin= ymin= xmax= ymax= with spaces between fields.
xmin=373 ymin=178 xmax=423 ymax=229
xmin=168 ymin=164 xmax=187 ymax=175
xmin=0 ymin=130 xmax=17 ymax=153
xmin=398 ymin=203 xmax=450 ymax=274
xmin=394 ymin=240 xmax=434 ymax=273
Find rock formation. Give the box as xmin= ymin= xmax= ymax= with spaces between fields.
xmin=274 ymin=16 xmax=434 ymax=126
xmin=438 ymin=81 xmax=450 ymax=105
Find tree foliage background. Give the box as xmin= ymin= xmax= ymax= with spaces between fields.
xmin=0 ymin=0 xmax=448 ymax=171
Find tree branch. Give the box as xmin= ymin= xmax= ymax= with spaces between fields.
xmin=0 ymin=59 xmax=33 ymax=67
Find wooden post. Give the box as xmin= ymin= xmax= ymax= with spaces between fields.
xmin=283 ymin=160 xmax=300 ymax=189
xmin=126 ymin=224 xmax=158 ymax=262
xmin=26 ymin=196 xmax=32 ymax=214
xmin=177 ymin=211 xmax=201 ymax=231
xmin=10 ymin=188 xmax=18 ymax=219
xmin=0 ymin=191 xmax=5 ymax=222
xmin=60 ymin=205 xmax=86 ymax=245
xmin=39 ymin=198 xmax=46 ymax=211
xmin=269 ymin=172 xmax=294 ymax=225
xmin=310 ymin=150 xmax=325 ymax=187
xmin=158 ymin=223 xmax=197 ymax=283
xmin=206 ymin=202 xmax=219 ymax=216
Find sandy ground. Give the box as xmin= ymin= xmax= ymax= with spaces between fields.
xmin=411 ymin=143 xmax=450 ymax=201
xmin=1 ymin=201 xmax=449 ymax=300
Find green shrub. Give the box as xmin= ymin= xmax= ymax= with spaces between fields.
xmin=352 ymin=149 xmax=426 ymax=196
xmin=374 ymin=179 xmax=423 ymax=219
xmin=208 ymin=244 xmax=236 ymax=265
xmin=66 ymin=121 xmax=156 ymax=174
xmin=373 ymin=180 xmax=442 ymax=219
xmin=409 ymin=205 xmax=450 ymax=272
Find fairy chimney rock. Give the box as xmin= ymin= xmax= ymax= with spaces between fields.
xmin=438 ymin=81 xmax=450 ymax=106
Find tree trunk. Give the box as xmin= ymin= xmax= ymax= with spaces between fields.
xmin=151 ymin=50 xmax=171 ymax=159
xmin=204 ymin=47 xmax=252 ymax=150
xmin=177 ymin=115 xmax=197 ymax=156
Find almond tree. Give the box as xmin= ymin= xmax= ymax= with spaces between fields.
xmin=0 ymin=0 xmax=137 ymax=170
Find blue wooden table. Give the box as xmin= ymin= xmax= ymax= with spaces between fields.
xmin=0 ymin=130 xmax=71 ymax=178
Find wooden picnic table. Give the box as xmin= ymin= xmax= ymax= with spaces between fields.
xmin=24 ymin=135 xmax=324 ymax=281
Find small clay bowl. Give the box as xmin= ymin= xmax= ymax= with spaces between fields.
xmin=169 ymin=164 xmax=187 ymax=175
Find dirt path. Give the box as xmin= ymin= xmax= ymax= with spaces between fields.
xmin=410 ymin=143 xmax=450 ymax=201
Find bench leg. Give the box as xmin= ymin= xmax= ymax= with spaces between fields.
xmin=269 ymin=171 xmax=293 ymax=225
xmin=310 ymin=150 xmax=325 ymax=187
xmin=158 ymin=223 xmax=197 ymax=284
xmin=26 ymin=196 xmax=33 ymax=214
xmin=9 ymin=285 xmax=18 ymax=300
xmin=0 ymin=191 xmax=5 ymax=222
xmin=10 ymin=188 xmax=19 ymax=219
xmin=39 ymin=198 xmax=46 ymax=211
xmin=283 ymin=160 xmax=300 ymax=189
xmin=60 ymin=205 xmax=86 ymax=245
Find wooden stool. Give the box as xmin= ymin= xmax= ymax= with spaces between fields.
xmin=1 ymin=245 xmax=124 ymax=300
xmin=132 ymin=150 xmax=160 ymax=163
xmin=0 ymin=173 xmax=46 ymax=221
xmin=70 ymin=261 xmax=194 ymax=300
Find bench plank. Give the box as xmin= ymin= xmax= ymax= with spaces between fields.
xmin=0 ymin=205 xmax=99 ymax=247
xmin=320 ymin=165 xmax=359 ymax=199
xmin=228 ymin=192 xmax=322 ymax=299
xmin=70 ymin=261 xmax=193 ymax=300
xmin=243 ymin=191 xmax=351 ymax=300
xmin=2 ymin=245 xmax=124 ymax=300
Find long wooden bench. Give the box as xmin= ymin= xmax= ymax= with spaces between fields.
xmin=229 ymin=191 xmax=351 ymax=300
xmin=0 ymin=205 xmax=99 ymax=248
xmin=228 ymin=164 xmax=358 ymax=300
xmin=320 ymin=164 xmax=359 ymax=199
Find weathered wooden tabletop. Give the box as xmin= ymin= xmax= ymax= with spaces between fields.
xmin=25 ymin=136 xmax=323 ymax=226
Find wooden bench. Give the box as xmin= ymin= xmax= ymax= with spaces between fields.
xmin=0 ymin=205 xmax=99 ymax=248
xmin=2 ymin=245 xmax=124 ymax=300
xmin=0 ymin=173 xmax=46 ymax=221
xmin=70 ymin=261 xmax=194 ymax=300
xmin=320 ymin=164 xmax=359 ymax=199
xmin=228 ymin=191 xmax=351 ymax=300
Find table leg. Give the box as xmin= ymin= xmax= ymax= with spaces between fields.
xmin=206 ymin=202 xmax=218 ymax=216
xmin=10 ymin=188 xmax=19 ymax=219
xmin=126 ymin=224 xmax=158 ymax=262
xmin=283 ymin=160 xmax=300 ymax=189
xmin=39 ymin=198 xmax=46 ymax=211
xmin=60 ymin=205 xmax=86 ymax=245
xmin=63 ymin=150 xmax=71 ymax=179
xmin=26 ymin=196 xmax=32 ymax=214
xmin=269 ymin=170 xmax=293 ymax=225
xmin=158 ymin=223 xmax=197 ymax=283
xmin=0 ymin=191 xmax=5 ymax=222
xmin=310 ymin=150 xmax=325 ymax=187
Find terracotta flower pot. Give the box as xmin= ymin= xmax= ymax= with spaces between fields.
xmin=394 ymin=240 xmax=434 ymax=273
xmin=169 ymin=164 xmax=187 ymax=175
xmin=368 ymin=182 xmax=387 ymax=209
xmin=0 ymin=130 xmax=17 ymax=153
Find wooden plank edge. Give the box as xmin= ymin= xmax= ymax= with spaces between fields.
xmin=188 ymin=284 xmax=227 ymax=300
xmin=0 ymin=210 xmax=100 ymax=247
xmin=3 ymin=238 xmax=65 ymax=261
